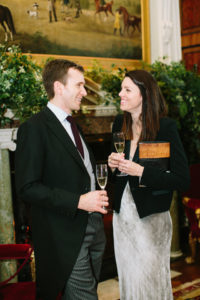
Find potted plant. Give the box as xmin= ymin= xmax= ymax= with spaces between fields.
xmin=0 ymin=44 xmax=48 ymax=128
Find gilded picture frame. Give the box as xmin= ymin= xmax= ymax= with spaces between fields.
xmin=0 ymin=0 xmax=150 ymax=69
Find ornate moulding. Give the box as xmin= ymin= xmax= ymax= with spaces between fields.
xmin=0 ymin=128 xmax=18 ymax=151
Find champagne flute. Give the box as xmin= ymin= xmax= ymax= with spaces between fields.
xmin=113 ymin=132 xmax=127 ymax=176
xmin=96 ymin=164 xmax=108 ymax=211
xmin=113 ymin=132 xmax=125 ymax=154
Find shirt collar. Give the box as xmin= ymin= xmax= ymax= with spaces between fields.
xmin=47 ymin=102 xmax=70 ymax=123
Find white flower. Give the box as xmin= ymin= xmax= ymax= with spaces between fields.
xmin=19 ymin=66 xmax=26 ymax=73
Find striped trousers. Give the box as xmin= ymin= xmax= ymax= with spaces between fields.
xmin=62 ymin=213 xmax=106 ymax=300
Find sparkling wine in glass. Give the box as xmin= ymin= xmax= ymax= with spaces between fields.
xmin=96 ymin=164 xmax=108 ymax=190
xmin=114 ymin=141 xmax=125 ymax=154
xmin=113 ymin=132 xmax=127 ymax=176
xmin=96 ymin=164 xmax=108 ymax=210
xmin=113 ymin=132 xmax=125 ymax=153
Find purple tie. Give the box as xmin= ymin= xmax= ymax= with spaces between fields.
xmin=67 ymin=116 xmax=84 ymax=159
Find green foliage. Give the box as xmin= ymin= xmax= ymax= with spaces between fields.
xmin=86 ymin=62 xmax=127 ymax=111
xmin=101 ymin=68 xmax=126 ymax=111
xmin=0 ymin=44 xmax=48 ymax=127
xmin=85 ymin=60 xmax=107 ymax=83
xmin=149 ymin=60 xmax=200 ymax=163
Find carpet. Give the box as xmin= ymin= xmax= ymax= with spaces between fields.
xmin=0 ymin=282 xmax=35 ymax=300
xmin=171 ymin=270 xmax=182 ymax=279
xmin=173 ymin=278 xmax=200 ymax=300
xmin=97 ymin=270 xmax=182 ymax=300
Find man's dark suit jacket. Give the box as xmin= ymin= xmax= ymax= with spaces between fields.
xmin=112 ymin=115 xmax=190 ymax=218
xmin=15 ymin=107 xmax=96 ymax=300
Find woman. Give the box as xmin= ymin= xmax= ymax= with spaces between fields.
xmin=108 ymin=70 xmax=190 ymax=300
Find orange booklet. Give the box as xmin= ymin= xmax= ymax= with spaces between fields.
xmin=139 ymin=141 xmax=170 ymax=171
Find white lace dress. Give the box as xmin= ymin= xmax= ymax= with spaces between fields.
xmin=113 ymin=182 xmax=173 ymax=300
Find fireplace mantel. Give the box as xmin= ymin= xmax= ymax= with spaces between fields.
xmin=0 ymin=128 xmax=18 ymax=151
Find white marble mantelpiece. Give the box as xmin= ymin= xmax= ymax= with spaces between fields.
xmin=0 ymin=128 xmax=18 ymax=151
xmin=81 ymin=105 xmax=117 ymax=117
xmin=0 ymin=128 xmax=18 ymax=282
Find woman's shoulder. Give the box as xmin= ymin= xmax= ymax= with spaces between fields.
xmin=158 ymin=117 xmax=178 ymax=138
xmin=160 ymin=117 xmax=176 ymax=129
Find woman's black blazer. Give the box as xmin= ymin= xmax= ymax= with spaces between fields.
xmin=112 ymin=115 xmax=190 ymax=218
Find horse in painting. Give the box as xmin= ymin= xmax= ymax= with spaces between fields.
xmin=95 ymin=0 xmax=114 ymax=17
xmin=0 ymin=5 xmax=16 ymax=41
xmin=118 ymin=6 xmax=141 ymax=36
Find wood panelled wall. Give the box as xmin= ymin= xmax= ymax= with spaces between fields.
xmin=181 ymin=0 xmax=200 ymax=73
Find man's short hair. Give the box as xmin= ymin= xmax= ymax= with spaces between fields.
xmin=42 ymin=59 xmax=84 ymax=100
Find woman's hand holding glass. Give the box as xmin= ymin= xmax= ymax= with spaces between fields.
xmin=108 ymin=154 xmax=144 ymax=177
xmin=108 ymin=152 xmax=125 ymax=170
xmin=118 ymin=159 xmax=144 ymax=177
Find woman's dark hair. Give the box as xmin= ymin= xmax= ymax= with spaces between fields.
xmin=121 ymin=69 xmax=167 ymax=141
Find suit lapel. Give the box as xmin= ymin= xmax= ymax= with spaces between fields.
xmin=124 ymin=141 xmax=139 ymax=187
xmin=42 ymin=107 xmax=87 ymax=173
xmin=124 ymin=140 xmax=130 ymax=160
xmin=133 ymin=146 xmax=139 ymax=163
xmin=124 ymin=140 xmax=139 ymax=162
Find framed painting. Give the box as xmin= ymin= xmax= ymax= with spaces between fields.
xmin=0 ymin=0 xmax=150 ymax=69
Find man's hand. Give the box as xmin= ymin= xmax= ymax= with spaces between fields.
xmin=78 ymin=190 xmax=109 ymax=214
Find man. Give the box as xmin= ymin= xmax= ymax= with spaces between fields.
xmin=48 ymin=0 xmax=57 ymax=22
xmin=15 ymin=59 xmax=109 ymax=300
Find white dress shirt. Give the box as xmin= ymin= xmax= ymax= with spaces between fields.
xmin=47 ymin=102 xmax=95 ymax=191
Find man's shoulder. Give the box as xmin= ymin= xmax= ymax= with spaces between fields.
xmin=160 ymin=117 xmax=176 ymax=129
xmin=19 ymin=108 xmax=48 ymax=131
xmin=159 ymin=117 xmax=178 ymax=137
xmin=30 ymin=108 xmax=47 ymax=122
